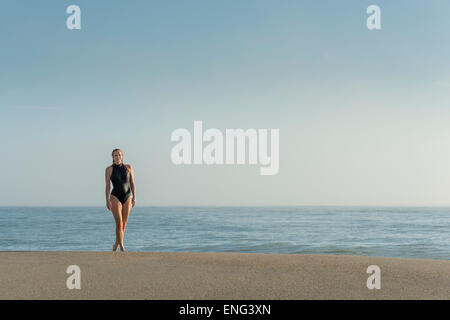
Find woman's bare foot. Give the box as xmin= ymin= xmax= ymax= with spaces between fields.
xmin=113 ymin=243 xmax=119 ymax=252
xmin=119 ymin=243 xmax=125 ymax=252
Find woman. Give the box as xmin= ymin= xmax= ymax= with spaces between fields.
xmin=105 ymin=148 xmax=136 ymax=251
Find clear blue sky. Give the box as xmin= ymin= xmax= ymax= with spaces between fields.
xmin=1 ymin=1 xmax=450 ymax=206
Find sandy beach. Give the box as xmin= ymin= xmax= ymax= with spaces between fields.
xmin=0 ymin=251 xmax=448 ymax=299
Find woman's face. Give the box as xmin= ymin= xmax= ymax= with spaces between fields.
xmin=112 ymin=151 xmax=123 ymax=164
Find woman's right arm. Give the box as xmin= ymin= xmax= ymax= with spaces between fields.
xmin=105 ymin=166 xmax=112 ymax=211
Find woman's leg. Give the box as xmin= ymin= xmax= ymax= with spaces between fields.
xmin=120 ymin=196 xmax=133 ymax=251
xmin=110 ymin=195 xmax=123 ymax=251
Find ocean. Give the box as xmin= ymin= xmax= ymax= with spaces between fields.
xmin=0 ymin=206 xmax=448 ymax=260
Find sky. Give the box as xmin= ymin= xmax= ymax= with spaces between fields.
xmin=1 ymin=0 xmax=450 ymax=206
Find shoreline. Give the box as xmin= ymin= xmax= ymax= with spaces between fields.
xmin=0 ymin=251 xmax=449 ymax=299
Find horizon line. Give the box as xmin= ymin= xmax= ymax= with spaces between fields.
xmin=1 ymin=204 xmax=450 ymax=208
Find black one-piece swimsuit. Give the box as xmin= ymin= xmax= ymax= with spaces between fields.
xmin=110 ymin=163 xmax=132 ymax=204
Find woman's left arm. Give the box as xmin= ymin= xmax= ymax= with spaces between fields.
xmin=128 ymin=165 xmax=136 ymax=207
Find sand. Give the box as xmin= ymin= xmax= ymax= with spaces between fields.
xmin=0 ymin=251 xmax=448 ymax=299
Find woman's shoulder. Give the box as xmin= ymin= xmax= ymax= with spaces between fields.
xmin=124 ymin=163 xmax=133 ymax=171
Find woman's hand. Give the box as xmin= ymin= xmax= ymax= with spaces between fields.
xmin=132 ymin=197 xmax=136 ymax=208
xmin=106 ymin=200 xmax=112 ymax=211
